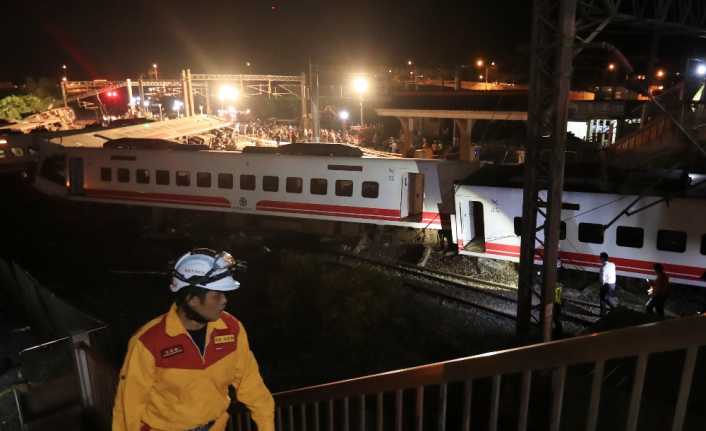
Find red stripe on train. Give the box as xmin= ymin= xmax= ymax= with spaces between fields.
xmin=479 ymin=242 xmax=705 ymax=280
xmin=84 ymin=189 xmax=231 ymax=208
xmin=256 ymin=200 xmax=441 ymax=224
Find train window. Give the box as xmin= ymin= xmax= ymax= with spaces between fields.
xmin=136 ymin=169 xmax=150 ymax=184
xmin=286 ymin=177 xmax=303 ymax=193
xmin=310 ymin=178 xmax=328 ymax=195
xmin=616 ymin=226 xmax=644 ymax=248
xmin=514 ymin=217 xmax=565 ymax=239
xmin=100 ymin=167 xmax=111 ymax=182
xmin=218 ymin=173 xmax=233 ymax=189
xmin=117 ymin=168 xmax=130 ymax=183
xmin=657 ymin=230 xmax=686 ymax=253
xmin=361 ymin=181 xmax=379 ymax=198
xmin=197 ymin=172 xmax=212 ymax=188
xmin=701 ymin=234 xmax=706 ymax=255
xmin=176 ymin=171 xmax=191 ymax=187
xmin=263 ymin=176 xmax=279 ymax=192
xmin=578 ymin=223 xmax=604 ymax=244
xmin=156 ymin=170 xmax=170 ymax=185
xmin=335 ymin=180 xmax=353 ymax=197
xmin=240 ymin=174 xmax=255 ymax=190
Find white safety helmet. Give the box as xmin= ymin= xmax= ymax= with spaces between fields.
xmin=170 ymin=248 xmax=242 ymax=293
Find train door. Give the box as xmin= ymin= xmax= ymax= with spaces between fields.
xmin=68 ymin=157 xmax=85 ymax=195
xmin=400 ymin=173 xmax=424 ymax=220
xmin=457 ymin=200 xmax=485 ymax=251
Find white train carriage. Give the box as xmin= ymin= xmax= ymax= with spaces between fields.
xmin=34 ymin=146 xmax=475 ymax=230
xmin=453 ymin=185 xmax=706 ymax=286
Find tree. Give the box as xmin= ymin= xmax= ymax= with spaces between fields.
xmin=0 ymin=77 xmax=59 ymax=121
xmin=0 ymin=95 xmax=54 ymax=121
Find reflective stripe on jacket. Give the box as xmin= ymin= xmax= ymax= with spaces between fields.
xmin=112 ymin=304 xmax=274 ymax=431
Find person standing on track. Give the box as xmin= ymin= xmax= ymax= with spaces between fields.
xmin=599 ymin=252 xmax=617 ymax=316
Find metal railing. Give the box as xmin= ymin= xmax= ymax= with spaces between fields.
xmin=230 ymin=314 xmax=706 ymax=431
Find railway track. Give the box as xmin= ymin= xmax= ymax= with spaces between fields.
xmin=330 ymin=253 xmax=599 ymax=328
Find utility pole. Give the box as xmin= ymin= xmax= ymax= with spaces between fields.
xmin=517 ymin=0 xmax=577 ymax=341
xmin=309 ymin=62 xmax=320 ymax=142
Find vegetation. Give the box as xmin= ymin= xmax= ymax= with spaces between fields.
xmin=0 ymin=78 xmax=59 ymax=121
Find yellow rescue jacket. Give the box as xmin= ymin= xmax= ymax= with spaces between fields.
xmin=112 ymin=304 xmax=274 ymax=431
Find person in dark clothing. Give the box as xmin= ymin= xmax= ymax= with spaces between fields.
xmin=646 ymin=263 xmax=670 ymax=317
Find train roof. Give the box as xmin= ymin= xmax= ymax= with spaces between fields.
xmin=459 ymin=163 xmax=706 ymax=198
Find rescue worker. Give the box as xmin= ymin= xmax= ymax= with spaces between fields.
xmin=553 ymin=281 xmax=564 ymax=337
xmin=113 ymin=248 xmax=274 ymax=431
xmin=598 ymin=252 xmax=617 ymax=316
xmin=646 ymin=263 xmax=671 ymax=317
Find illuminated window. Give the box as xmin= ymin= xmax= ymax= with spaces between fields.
xmin=335 ymin=180 xmax=353 ymax=197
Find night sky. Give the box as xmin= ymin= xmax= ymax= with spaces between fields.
xmin=2 ymin=1 xmax=705 ymax=83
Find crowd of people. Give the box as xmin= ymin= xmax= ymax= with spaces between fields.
xmin=229 ymin=119 xmax=461 ymax=159
xmin=233 ymin=119 xmax=355 ymax=145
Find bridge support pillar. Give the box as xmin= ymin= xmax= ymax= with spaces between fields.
xmin=300 ymin=72 xmax=308 ymax=130
xmin=186 ymin=69 xmax=195 ymax=116
xmin=454 ymin=119 xmax=476 ymax=161
xmin=138 ymin=79 xmax=145 ymax=116
xmin=205 ymin=82 xmax=211 ymax=115
xmin=181 ymin=70 xmax=190 ymax=118
xmin=126 ymin=79 xmax=134 ymax=115
xmin=398 ymin=117 xmax=416 ymax=156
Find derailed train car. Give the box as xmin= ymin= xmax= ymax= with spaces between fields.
xmin=452 ymin=171 xmax=706 ymax=287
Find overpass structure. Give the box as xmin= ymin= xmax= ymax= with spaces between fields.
xmin=376 ymin=108 xmax=528 ymax=160
xmin=61 ymin=71 xmax=307 ymax=122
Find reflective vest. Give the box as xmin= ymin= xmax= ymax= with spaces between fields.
xmin=113 ymin=304 xmax=274 ymax=431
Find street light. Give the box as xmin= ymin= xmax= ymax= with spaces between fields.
xmin=696 ymin=64 xmax=706 ymax=77
xmin=656 ymin=69 xmax=666 ymax=79
xmin=475 ymin=59 xmax=495 ymax=88
xmin=339 ymin=110 xmax=350 ymax=127
xmin=152 ymin=63 xmax=159 ymax=79
xmin=173 ymin=100 xmax=183 ymax=117
xmin=608 ymin=63 xmax=616 ymax=71
xmin=407 ymin=60 xmax=413 ymax=66
xmin=218 ymin=85 xmax=240 ymax=102
xmin=352 ymin=77 xmax=369 ymax=127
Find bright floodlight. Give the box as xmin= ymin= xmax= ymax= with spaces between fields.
xmin=219 ymin=85 xmax=240 ymax=102
xmin=339 ymin=110 xmax=350 ymax=121
xmin=173 ymin=100 xmax=183 ymax=111
xmin=352 ymin=77 xmax=369 ymax=95
xmin=696 ymin=64 xmax=706 ymax=77
xmin=476 ymin=59 xmax=484 ymax=67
